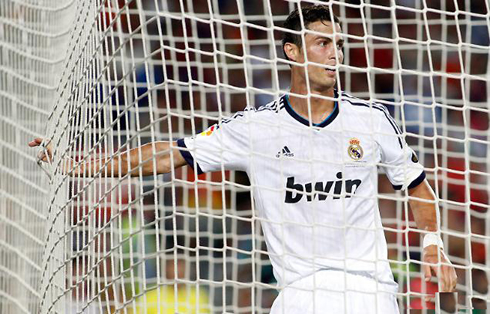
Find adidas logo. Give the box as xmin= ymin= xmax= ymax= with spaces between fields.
xmin=276 ymin=146 xmax=294 ymax=158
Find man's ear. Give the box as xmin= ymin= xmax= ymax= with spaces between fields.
xmin=284 ymin=42 xmax=300 ymax=63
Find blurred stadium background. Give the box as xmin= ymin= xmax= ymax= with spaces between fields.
xmin=0 ymin=0 xmax=488 ymax=313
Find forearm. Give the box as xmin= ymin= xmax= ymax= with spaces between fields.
xmin=408 ymin=180 xmax=438 ymax=232
xmin=122 ymin=141 xmax=177 ymax=176
xmin=71 ymin=141 xmax=182 ymax=177
xmin=410 ymin=180 xmax=457 ymax=291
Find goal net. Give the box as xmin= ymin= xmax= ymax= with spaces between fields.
xmin=0 ymin=1 xmax=75 ymax=313
xmin=1 ymin=0 xmax=489 ymax=313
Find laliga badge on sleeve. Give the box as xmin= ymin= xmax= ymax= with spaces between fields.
xmin=198 ymin=125 xmax=218 ymax=137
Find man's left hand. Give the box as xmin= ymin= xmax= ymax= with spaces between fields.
xmin=422 ymin=244 xmax=457 ymax=292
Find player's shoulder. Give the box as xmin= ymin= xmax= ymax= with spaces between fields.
xmin=219 ymin=96 xmax=284 ymax=127
xmin=254 ymin=95 xmax=285 ymax=116
xmin=233 ymin=96 xmax=284 ymax=117
xmin=340 ymin=91 xmax=391 ymax=118
xmin=340 ymin=91 xmax=403 ymax=135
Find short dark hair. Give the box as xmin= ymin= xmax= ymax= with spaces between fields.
xmin=282 ymin=5 xmax=340 ymax=61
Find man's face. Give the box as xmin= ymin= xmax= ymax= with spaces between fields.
xmin=293 ymin=20 xmax=344 ymax=90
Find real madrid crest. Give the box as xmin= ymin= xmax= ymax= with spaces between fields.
xmin=348 ymin=138 xmax=364 ymax=161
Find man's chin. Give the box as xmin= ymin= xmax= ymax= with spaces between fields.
xmin=310 ymin=78 xmax=336 ymax=91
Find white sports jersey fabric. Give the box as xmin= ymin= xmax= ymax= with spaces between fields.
xmin=177 ymin=90 xmax=424 ymax=291
xmin=270 ymin=270 xmax=399 ymax=314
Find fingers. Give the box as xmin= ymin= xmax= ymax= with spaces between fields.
xmin=432 ymin=261 xmax=457 ymax=292
xmin=28 ymin=138 xmax=43 ymax=147
xmin=424 ymin=265 xmax=437 ymax=303
xmin=439 ymin=265 xmax=449 ymax=291
xmin=451 ymin=268 xmax=458 ymax=290
xmin=440 ymin=252 xmax=458 ymax=292
xmin=423 ymin=250 xmax=458 ymax=301
xmin=29 ymin=138 xmax=53 ymax=163
xmin=423 ymin=262 xmax=432 ymax=282
xmin=443 ymin=264 xmax=457 ymax=292
xmin=37 ymin=151 xmax=49 ymax=163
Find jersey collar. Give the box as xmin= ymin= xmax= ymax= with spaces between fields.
xmin=283 ymin=90 xmax=339 ymax=128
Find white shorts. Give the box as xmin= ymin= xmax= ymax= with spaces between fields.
xmin=270 ymin=270 xmax=400 ymax=314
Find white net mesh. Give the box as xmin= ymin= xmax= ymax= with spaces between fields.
xmin=0 ymin=0 xmax=75 ymax=313
xmin=1 ymin=0 xmax=489 ymax=313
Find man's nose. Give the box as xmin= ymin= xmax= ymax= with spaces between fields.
xmin=328 ymin=47 xmax=337 ymax=60
xmin=329 ymin=46 xmax=341 ymax=61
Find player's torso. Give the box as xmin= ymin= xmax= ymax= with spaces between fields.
xmin=247 ymin=104 xmax=380 ymax=222
xmin=242 ymin=96 xmax=394 ymax=286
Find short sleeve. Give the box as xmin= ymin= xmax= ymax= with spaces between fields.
xmin=376 ymin=106 xmax=425 ymax=190
xmin=177 ymin=111 xmax=251 ymax=174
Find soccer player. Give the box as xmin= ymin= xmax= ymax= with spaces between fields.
xmin=30 ymin=4 xmax=457 ymax=313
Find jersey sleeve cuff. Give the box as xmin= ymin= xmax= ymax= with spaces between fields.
xmin=177 ymin=138 xmax=204 ymax=175
xmin=392 ymin=171 xmax=426 ymax=190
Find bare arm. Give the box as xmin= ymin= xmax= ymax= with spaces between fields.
xmin=408 ymin=180 xmax=457 ymax=292
xmin=94 ymin=141 xmax=187 ymax=177
xmin=408 ymin=180 xmax=438 ymax=232
xmin=29 ymin=138 xmax=187 ymax=177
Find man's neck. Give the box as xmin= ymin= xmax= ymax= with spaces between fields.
xmin=288 ymin=86 xmax=337 ymax=125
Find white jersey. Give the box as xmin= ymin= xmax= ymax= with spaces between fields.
xmin=177 ymin=90 xmax=425 ymax=291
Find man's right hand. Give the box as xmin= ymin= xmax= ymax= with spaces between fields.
xmin=28 ymin=138 xmax=53 ymax=163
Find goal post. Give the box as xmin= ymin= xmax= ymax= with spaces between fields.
xmin=1 ymin=0 xmax=489 ymax=313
